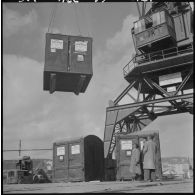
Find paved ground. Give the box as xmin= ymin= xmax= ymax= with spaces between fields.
xmin=3 ymin=179 xmax=193 ymax=193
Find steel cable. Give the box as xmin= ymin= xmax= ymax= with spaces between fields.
xmin=47 ymin=3 xmax=58 ymax=33
xmin=86 ymin=3 xmax=93 ymax=37
xmin=74 ymin=3 xmax=81 ymax=35
xmin=82 ymin=3 xmax=91 ymax=37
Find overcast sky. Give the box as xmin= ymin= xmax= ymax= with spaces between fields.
xmin=3 ymin=2 xmax=193 ymax=160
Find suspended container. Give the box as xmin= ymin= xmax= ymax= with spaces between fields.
xmin=43 ymin=33 xmax=93 ymax=95
xmin=53 ymin=135 xmax=104 ymax=183
xmin=115 ymin=130 xmax=162 ymax=181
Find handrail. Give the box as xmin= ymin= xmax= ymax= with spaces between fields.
xmin=123 ymin=56 xmax=137 ymax=76
xmin=123 ymin=43 xmax=193 ymax=76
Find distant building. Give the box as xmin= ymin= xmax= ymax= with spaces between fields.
xmin=162 ymin=157 xmax=193 ymax=179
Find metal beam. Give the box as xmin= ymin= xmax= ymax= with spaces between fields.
xmin=136 ymin=81 xmax=142 ymax=102
xmin=127 ymin=92 xmax=137 ymax=102
xmin=107 ymin=93 xmax=193 ymax=112
xmin=137 ymin=121 xmax=142 ymax=130
xmin=174 ymin=69 xmax=193 ymax=95
xmin=136 ymin=2 xmax=142 ymax=18
xmin=151 ymin=95 xmax=156 ymax=112
xmin=144 ymin=77 xmax=189 ymax=110
xmin=143 ymin=78 xmax=154 ymax=90
xmin=106 ymin=110 xmax=119 ymax=158
xmin=141 ymin=106 xmax=157 ymax=120
xmin=114 ymin=80 xmax=137 ymax=105
xmin=159 ymin=93 xmax=186 ymax=112
xmin=155 ymin=108 xmax=192 ymax=117
xmin=145 ymin=77 xmax=171 ymax=97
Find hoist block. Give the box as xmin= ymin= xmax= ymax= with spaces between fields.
xmin=43 ymin=33 xmax=93 ymax=95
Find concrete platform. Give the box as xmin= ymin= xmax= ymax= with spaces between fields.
xmin=3 ymin=179 xmax=193 ymax=193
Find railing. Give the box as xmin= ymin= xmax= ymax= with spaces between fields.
xmin=123 ymin=56 xmax=137 ymax=76
xmin=123 ymin=43 xmax=193 ymax=77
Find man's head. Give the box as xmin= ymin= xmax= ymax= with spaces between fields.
xmin=147 ymin=135 xmax=153 ymax=140
xmin=133 ymin=142 xmax=139 ymax=149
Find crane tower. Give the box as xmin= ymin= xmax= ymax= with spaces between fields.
xmin=104 ymin=2 xmax=193 ymax=159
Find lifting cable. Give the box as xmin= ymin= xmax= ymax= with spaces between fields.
xmin=47 ymin=3 xmax=92 ymax=37
xmin=81 ymin=4 xmax=89 ymax=37
xmin=85 ymin=3 xmax=93 ymax=37
xmin=47 ymin=3 xmax=58 ymax=33
xmin=80 ymin=3 xmax=92 ymax=37
xmin=73 ymin=3 xmax=81 ymax=35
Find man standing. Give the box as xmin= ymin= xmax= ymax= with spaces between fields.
xmin=129 ymin=143 xmax=141 ymax=181
xmin=143 ymin=135 xmax=157 ymax=182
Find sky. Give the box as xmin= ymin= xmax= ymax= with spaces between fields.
xmin=2 ymin=2 xmax=193 ymax=160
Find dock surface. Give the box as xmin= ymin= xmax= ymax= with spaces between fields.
xmin=3 ymin=179 xmax=193 ymax=193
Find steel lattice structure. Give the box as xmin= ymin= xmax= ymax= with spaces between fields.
xmin=104 ymin=2 xmax=193 ymax=159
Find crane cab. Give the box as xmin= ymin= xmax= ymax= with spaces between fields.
xmin=132 ymin=9 xmax=177 ymax=53
xmin=43 ymin=33 xmax=93 ymax=95
xmin=123 ymin=2 xmax=193 ymax=94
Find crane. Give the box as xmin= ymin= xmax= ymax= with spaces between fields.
xmin=104 ymin=1 xmax=193 ymax=161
